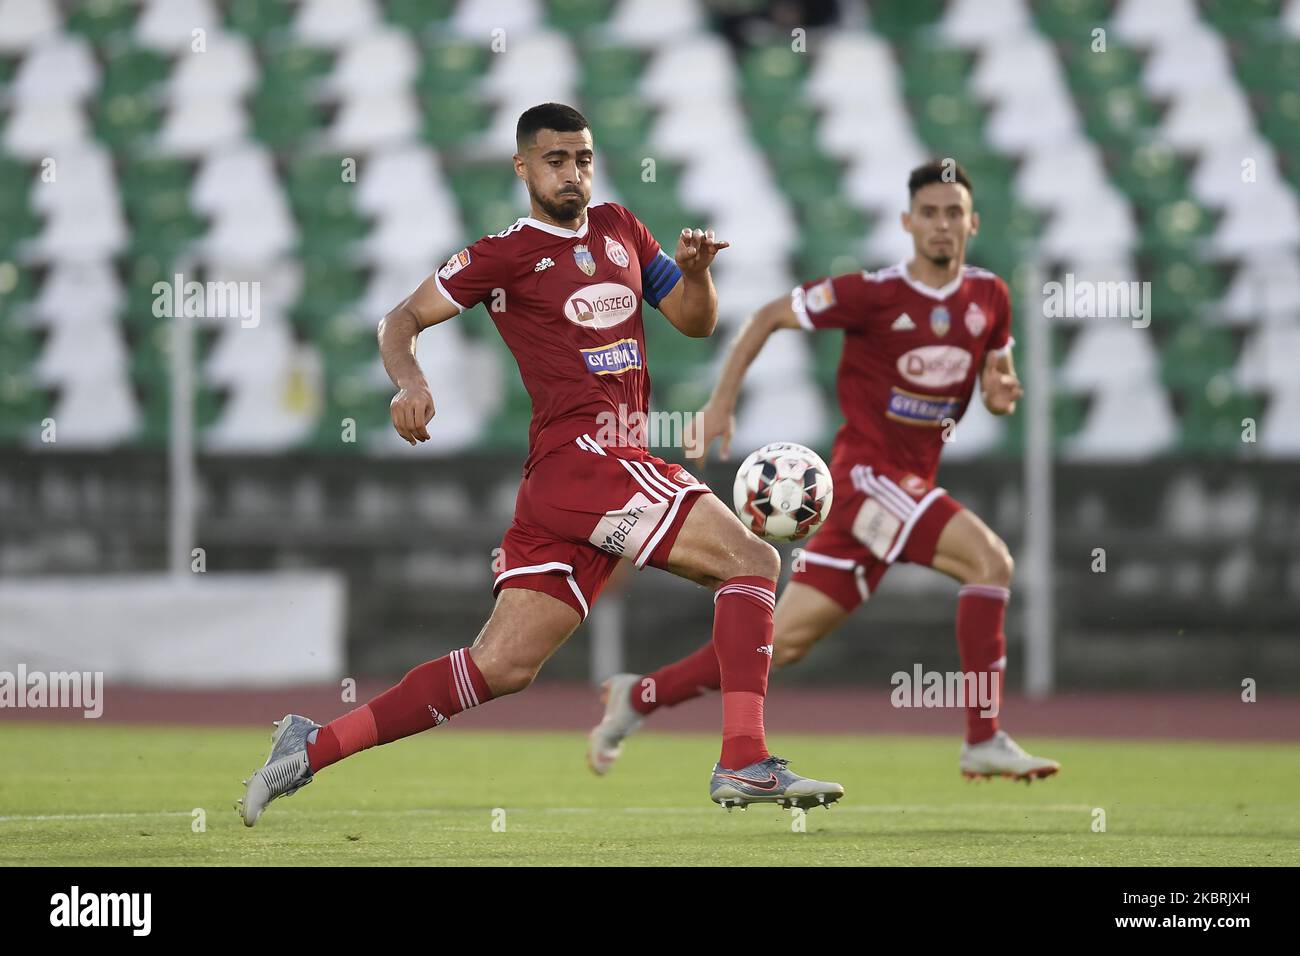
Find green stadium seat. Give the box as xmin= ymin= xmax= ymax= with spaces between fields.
xmin=1142 ymin=199 xmax=1214 ymax=259
xmin=748 ymin=101 xmax=820 ymax=162
xmin=418 ymin=41 xmax=490 ymax=96
xmin=66 ymin=0 xmax=137 ymax=41
xmin=869 ymin=0 xmax=945 ymax=39
xmin=1259 ymin=91 xmax=1300 ymax=151
xmin=1147 ymin=258 xmax=1224 ymax=325
xmin=0 ymin=321 xmax=38 ymax=375
xmin=1113 ymin=142 xmax=1189 ymax=210
xmin=225 ymin=0 xmax=293 ymax=37
xmin=1232 ymin=37 xmax=1300 ymax=92
xmin=580 ymin=45 xmax=646 ymax=101
xmin=741 ymin=43 xmax=809 ymax=104
xmin=549 ymin=0 xmax=616 ymax=34
xmin=421 ymin=94 xmax=491 ymax=148
xmin=95 ymin=93 xmax=163 ymax=152
xmin=1202 ymin=0 xmax=1282 ymax=34
xmin=1178 ymin=379 xmax=1263 ymax=455
xmin=1082 ymin=85 xmax=1158 ymax=147
xmin=1063 ymin=47 xmax=1143 ymax=96
xmin=768 ymin=152 xmax=843 ymax=207
xmin=1160 ymin=325 xmax=1237 ymax=390
xmin=915 ymin=93 xmax=988 ymax=158
xmin=0 ymin=371 xmax=51 ymax=444
xmin=1033 ymin=0 xmax=1109 ymax=39
xmin=251 ymin=89 xmax=323 ymax=150
xmin=582 ymin=96 xmax=652 ymax=154
xmin=385 ymin=0 xmax=455 ymax=34
xmin=100 ymin=47 xmax=169 ymax=100
xmin=899 ymin=44 xmax=969 ymax=98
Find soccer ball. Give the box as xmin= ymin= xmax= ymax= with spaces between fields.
xmin=732 ymin=442 xmax=833 ymax=542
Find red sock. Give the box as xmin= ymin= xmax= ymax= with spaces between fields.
xmin=712 ymin=576 xmax=775 ymax=769
xmin=631 ymin=641 xmax=720 ymax=715
xmin=956 ymin=584 xmax=1008 ymax=745
xmin=306 ymin=648 xmax=492 ymax=772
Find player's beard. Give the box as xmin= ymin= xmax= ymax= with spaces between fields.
xmin=532 ymin=184 xmax=587 ymax=223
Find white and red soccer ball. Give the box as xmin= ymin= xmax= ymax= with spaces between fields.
xmin=732 ymin=442 xmax=833 ymax=542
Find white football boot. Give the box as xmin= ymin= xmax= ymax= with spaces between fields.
xmin=237 ymin=714 xmax=318 ymax=826
xmin=586 ymin=673 xmax=644 ymax=775
xmin=960 ymin=730 xmax=1060 ymax=782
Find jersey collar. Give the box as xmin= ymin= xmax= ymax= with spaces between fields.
xmin=898 ymin=261 xmax=965 ymax=301
xmin=519 ymin=213 xmax=590 ymax=239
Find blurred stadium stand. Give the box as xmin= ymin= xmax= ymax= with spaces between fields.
xmin=1 ymin=0 xmax=1297 ymax=688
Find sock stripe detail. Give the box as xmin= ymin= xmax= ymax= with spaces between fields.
xmin=714 ymin=583 xmax=777 ymax=609
xmin=451 ymin=648 xmax=479 ymax=709
xmin=959 ymin=584 xmax=1011 ymax=602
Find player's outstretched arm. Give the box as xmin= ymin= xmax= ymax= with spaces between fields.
xmin=378 ymin=274 xmax=461 ymax=445
xmin=685 ymin=293 xmax=802 ymax=464
xmin=980 ymin=349 xmax=1024 ymax=415
xmin=657 ymin=227 xmax=730 ymax=338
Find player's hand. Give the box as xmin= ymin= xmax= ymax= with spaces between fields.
xmin=675 ymin=228 xmax=729 ymax=277
xmin=390 ymin=384 xmax=435 ymax=445
xmin=684 ymin=400 xmax=736 ymax=465
xmin=981 ymin=352 xmax=1023 ymax=415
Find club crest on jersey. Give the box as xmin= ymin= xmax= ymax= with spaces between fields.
xmin=574 ymin=244 xmax=596 ymax=277
xmin=929 ymin=305 xmax=951 ymax=337
xmin=964 ymin=302 xmax=987 ymax=337
xmin=438 ymin=249 xmax=470 ymax=281
xmin=604 ymin=236 xmax=629 ymax=268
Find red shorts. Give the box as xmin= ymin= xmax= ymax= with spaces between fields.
xmin=493 ymin=433 xmax=711 ymax=620
xmin=790 ymin=460 xmax=963 ymax=612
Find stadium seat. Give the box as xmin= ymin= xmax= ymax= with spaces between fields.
xmin=0 ymin=0 xmax=61 ymax=52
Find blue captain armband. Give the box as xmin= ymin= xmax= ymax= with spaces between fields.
xmin=641 ymin=250 xmax=682 ymax=308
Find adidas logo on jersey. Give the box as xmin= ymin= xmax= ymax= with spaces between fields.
xmin=534 ymin=257 xmax=555 ymax=273
xmin=891 ymin=313 xmax=916 ymax=331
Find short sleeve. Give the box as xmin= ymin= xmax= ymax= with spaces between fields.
xmin=612 ymin=203 xmax=681 ymax=310
xmin=987 ymin=276 xmax=1014 ymax=356
xmin=433 ymin=236 xmax=505 ymax=313
xmin=790 ymin=272 xmax=876 ymax=331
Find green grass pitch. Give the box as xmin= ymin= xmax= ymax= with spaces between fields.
xmin=2 ymin=725 xmax=1297 ymax=866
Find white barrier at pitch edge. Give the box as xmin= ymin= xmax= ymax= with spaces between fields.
xmin=0 ymin=572 xmax=345 ymax=686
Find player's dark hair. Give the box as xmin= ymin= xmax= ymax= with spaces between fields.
xmin=908 ymin=160 xmax=974 ymax=200
xmin=516 ymin=103 xmax=590 ymax=149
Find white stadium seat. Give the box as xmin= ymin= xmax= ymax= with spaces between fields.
xmin=292 ymin=0 xmax=382 ymax=49
xmin=135 ymin=0 xmax=222 ymax=54
xmin=10 ymin=35 xmax=99 ymax=105
xmin=0 ymin=0 xmax=61 ymax=53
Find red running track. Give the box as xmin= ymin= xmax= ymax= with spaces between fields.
xmin=2 ymin=683 xmax=1296 ymax=742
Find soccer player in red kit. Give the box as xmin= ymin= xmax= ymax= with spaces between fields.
xmin=589 ymin=161 xmax=1060 ymax=782
xmin=238 ymin=104 xmax=843 ymax=825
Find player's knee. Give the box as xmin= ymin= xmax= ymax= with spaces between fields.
xmin=971 ymin=538 xmax=1014 ymax=588
xmin=477 ymin=658 xmax=539 ymax=697
xmin=735 ymin=537 xmax=780 ymax=582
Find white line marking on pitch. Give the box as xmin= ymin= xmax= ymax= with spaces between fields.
xmin=0 ymin=803 xmax=1092 ymax=823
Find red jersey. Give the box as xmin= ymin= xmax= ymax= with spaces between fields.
xmin=435 ymin=202 xmax=682 ymax=473
xmin=791 ymin=262 xmax=1013 ymax=481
